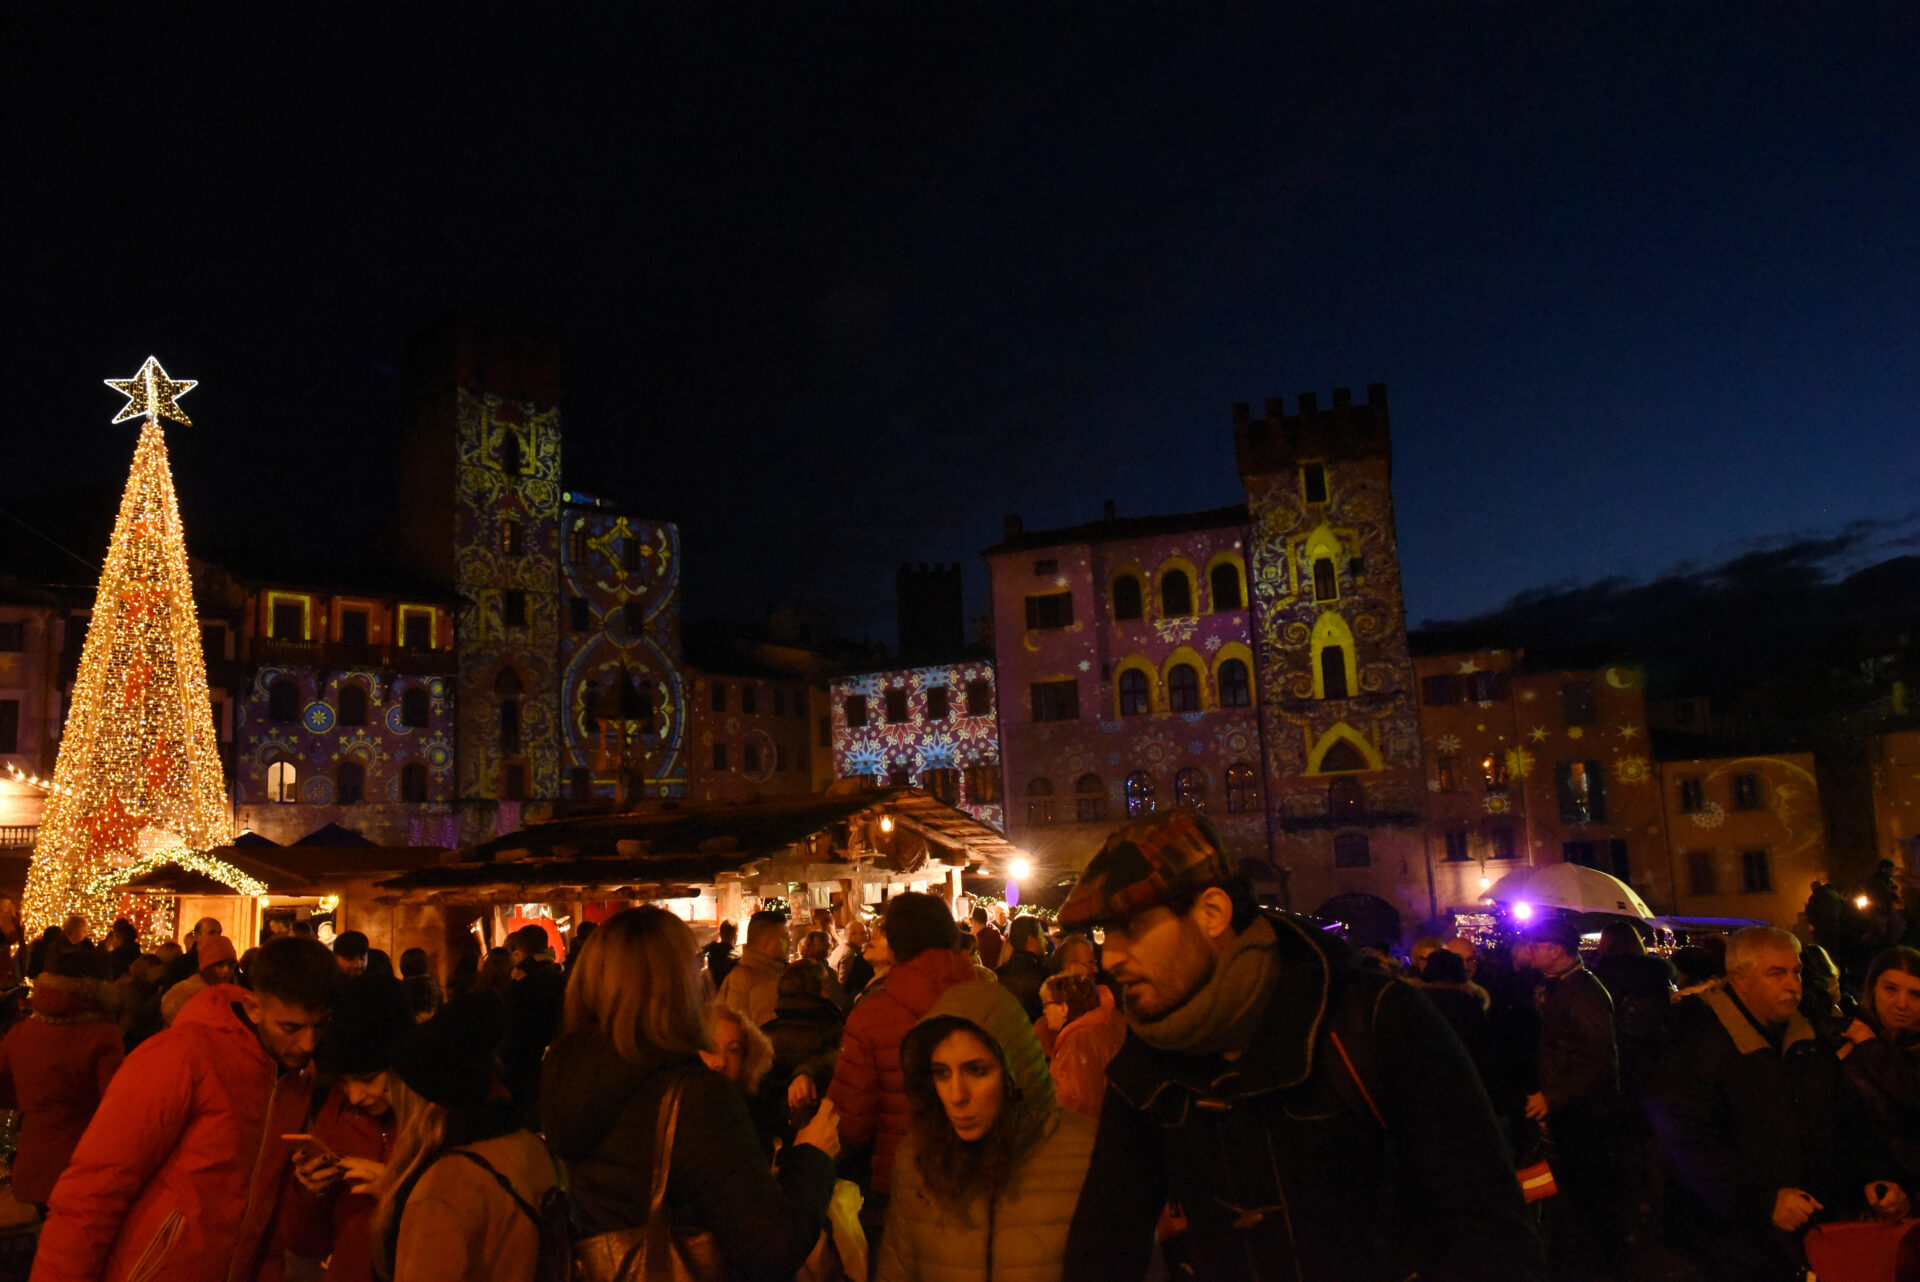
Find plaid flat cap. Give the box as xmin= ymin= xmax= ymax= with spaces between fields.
xmin=1057 ymin=809 xmax=1236 ymax=930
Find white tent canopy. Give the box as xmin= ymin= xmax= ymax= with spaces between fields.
xmin=1483 ymin=862 xmax=1652 ymax=919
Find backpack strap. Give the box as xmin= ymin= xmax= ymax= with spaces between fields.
xmin=450 ymin=1147 xmax=550 ymax=1227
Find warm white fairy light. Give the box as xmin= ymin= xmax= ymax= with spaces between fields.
xmin=23 ymin=361 xmax=232 ymax=933
xmin=5 ymin=764 xmax=67 ymax=796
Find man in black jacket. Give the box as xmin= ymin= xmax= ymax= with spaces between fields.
xmin=1650 ymin=925 xmax=1907 ymax=1282
xmin=1059 ymin=811 xmax=1542 ymax=1282
xmin=1522 ymin=918 xmax=1621 ymax=1279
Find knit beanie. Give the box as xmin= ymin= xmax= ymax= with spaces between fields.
xmin=196 ymin=935 xmax=239 ymax=971
xmin=316 ymin=975 xmax=415 ymax=1077
xmin=390 ymin=991 xmax=508 ymax=1109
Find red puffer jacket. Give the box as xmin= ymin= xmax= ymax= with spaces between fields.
xmin=31 ymin=983 xmax=316 ymax=1282
xmin=0 ymin=974 xmax=125 ymax=1206
xmin=826 ymin=948 xmax=978 ymax=1193
xmin=265 ymin=1086 xmax=391 ymax=1282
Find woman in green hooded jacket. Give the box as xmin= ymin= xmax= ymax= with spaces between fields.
xmin=877 ymin=979 xmax=1097 ymax=1282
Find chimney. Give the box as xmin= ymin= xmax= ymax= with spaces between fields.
xmin=1003 ymin=515 xmax=1024 ymax=540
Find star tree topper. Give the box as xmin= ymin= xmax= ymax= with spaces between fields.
xmin=105 ymin=356 xmax=196 ymax=426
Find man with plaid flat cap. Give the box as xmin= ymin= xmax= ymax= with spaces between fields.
xmin=1059 ymin=811 xmax=1542 ymax=1282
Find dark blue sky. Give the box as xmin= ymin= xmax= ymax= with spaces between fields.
xmin=4 ymin=3 xmax=1916 ymax=644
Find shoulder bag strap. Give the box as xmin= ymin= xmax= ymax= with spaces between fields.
xmin=451 ymin=1148 xmax=544 ymax=1225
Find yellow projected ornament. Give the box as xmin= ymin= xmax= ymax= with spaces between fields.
xmin=23 ymin=358 xmax=233 ymax=933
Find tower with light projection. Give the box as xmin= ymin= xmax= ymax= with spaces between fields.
xmin=24 ymin=359 xmax=243 ymax=935
xmin=1235 ymin=386 xmax=1427 ymax=929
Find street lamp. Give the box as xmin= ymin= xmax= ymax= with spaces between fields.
xmin=1009 ymin=856 xmax=1032 ymax=881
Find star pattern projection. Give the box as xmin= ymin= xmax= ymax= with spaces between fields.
xmin=105 ymin=356 xmax=196 ymax=426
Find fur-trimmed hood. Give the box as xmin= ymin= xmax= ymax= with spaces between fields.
xmin=1414 ymin=978 xmax=1492 ymax=1011
xmin=29 ymin=972 xmax=118 ymax=1023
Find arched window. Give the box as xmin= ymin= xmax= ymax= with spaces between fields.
xmin=401 ymin=686 xmax=431 ymax=728
xmin=1328 ymin=774 xmax=1364 ymax=820
xmin=495 ymin=667 xmax=523 ymax=753
xmin=1225 ymin=762 xmax=1258 ymax=813
xmin=1118 ymin=668 xmax=1151 ymax=716
xmin=337 ymin=760 xmax=365 ymax=805
xmin=1075 ymin=773 xmax=1106 ymax=822
xmin=1210 ymin=562 xmax=1242 ymax=610
xmin=1161 ymin=570 xmax=1193 ymax=617
xmin=1218 ymin=658 xmax=1251 ymax=707
xmin=1112 ymin=576 xmax=1144 ymax=621
xmin=1313 ymin=557 xmax=1338 ymax=602
xmin=1333 ymin=833 xmax=1371 ymax=867
xmin=1167 ymin=664 xmax=1201 ymax=712
xmin=1026 ymin=777 xmax=1056 ymax=826
xmin=1174 ymin=767 xmax=1208 ymax=808
xmin=1125 ymin=771 xmax=1156 ymax=818
xmin=400 ymin=760 xmax=428 ymax=803
xmin=499 ymin=431 xmax=524 ymax=474
xmin=267 ymin=760 xmax=297 ymax=804
xmin=1320 ymin=646 xmax=1349 ymax=699
xmin=268 ymin=678 xmax=301 ymax=724
xmin=1320 ymin=739 xmax=1369 ymax=773
xmin=338 ymin=682 xmax=368 ymax=727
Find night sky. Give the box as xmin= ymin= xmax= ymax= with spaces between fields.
xmin=5 ymin=4 xmax=1917 ymax=647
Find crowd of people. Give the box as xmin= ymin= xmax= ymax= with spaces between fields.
xmin=1 ymin=817 xmax=1918 ymax=1279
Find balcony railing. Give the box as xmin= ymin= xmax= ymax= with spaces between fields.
xmin=0 ymin=826 xmax=39 ymax=849
xmin=250 ymin=638 xmax=457 ymax=675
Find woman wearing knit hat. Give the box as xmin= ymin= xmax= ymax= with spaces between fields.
xmin=369 ymin=992 xmax=559 ymax=1282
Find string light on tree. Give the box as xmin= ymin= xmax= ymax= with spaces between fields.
xmin=22 ymin=357 xmax=233 ymax=934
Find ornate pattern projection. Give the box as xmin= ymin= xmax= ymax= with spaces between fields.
xmin=832 ymin=662 xmax=1003 ymax=828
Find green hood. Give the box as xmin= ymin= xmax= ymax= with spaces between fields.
xmin=905 ymin=978 xmax=1056 ymax=1114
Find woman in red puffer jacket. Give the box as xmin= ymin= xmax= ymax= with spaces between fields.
xmin=0 ymin=952 xmax=124 ymax=1210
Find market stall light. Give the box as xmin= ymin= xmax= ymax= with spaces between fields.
xmin=1008 ymin=856 xmax=1032 ymax=881
xmin=878 ymin=815 xmax=894 ymax=834
xmin=1478 ymin=876 xmax=1492 ymax=891
xmin=1857 ymin=894 xmax=1871 ymax=910
xmin=1511 ymin=901 xmax=1534 ymax=921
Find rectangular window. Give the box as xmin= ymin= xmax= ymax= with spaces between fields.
xmin=499 ymin=701 xmax=521 ymax=753
xmin=0 ymin=621 xmax=23 ymax=652
xmin=1487 ymin=827 xmax=1517 ymax=860
xmin=1333 ymin=832 xmax=1369 ymax=867
xmin=773 ymin=688 xmax=787 ymax=717
xmin=622 ymin=539 xmax=641 ymax=572
xmin=1732 ymin=773 xmax=1762 ymax=810
xmin=1436 ymin=755 xmax=1459 ymax=792
xmin=211 ymin=699 xmax=226 ymax=742
xmin=569 ymin=767 xmax=591 ymax=801
xmin=1444 ymin=831 xmax=1470 ymax=862
xmin=1023 ymin=592 xmax=1074 ymax=630
xmin=1679 ymin=778 xmax=1704 ymax=813
xmin=776 ymin=744 xmax=789 ymax=772
xmin=1483 ymin=752 xmax=1509 ymax=787
xmin=743 ymin=743 xmax=761 ymax=773
xmin=844 ymin=694 xmax=867 ymax=727
xmin=1302 ymin=462 xmax=1328 ymax=504
xmin=1609 ymin=838 xmax=1631 ymax=882
xmin=1562 ymin=840 xmax=1598 ymax=868
xmin=500 ymin=519 xmax=522 ymax=557
xmin=1741 ymin=849 xmax=1772 ymax=893
xmin=741 ymin=687 xmax=757 ymax=716
xmin=0 ymin=699 xmax=17 ymax=753
xmin=965 ymin=680 xmax=991 ymax=716
xmin=271 ymin=600 xmax=305 ymax=640
xmin=712 ymin=684 xmax=727 ymax=713
xmin=201 ymin=623 xmax=224 ymax=665
xmin=568 ymin=597 xmax=591 ymax=632
xmin=888 ymin=768 xmax=911 ymax=788
xmin=1556 ymin=760 xmax=1607 ymax=825
xmin=1033 ymin=558 xmax=1058 ymax=575
xmin=568 ymin=527 xmax=588 ymax=565
xmin=926 ymin=687 xmax=950 ymax=720
xmin=1030 ymin=679 xmax=1079 ymax=723
xmin=1687 ymin=851 xmax=1717 ymax=896
xmin=1560 ymin=681 xmax=1597 ymax=727
xmin=712 ymin=743 xmax=729 ymax=771
xmin=1468 ymin=670 xmax=1501 ymax=703
xmin=965 ymin=765 xmax=1002 ymax=804
xmin=502 ymin=591 xmax=527 ymax=628
xmin=503 ymin=764 xmax=527 ymax=801
xmin=622 ymin=600 xmax=645 ymax=636
xmin=884 ymin=689 xmax=908 ymax=723
xmin=923 ymin=768 xmax=959 ymax=804
xmin=818 ymin=715 xmax=831 ymax=748
xmin=1421 ymin=674 xmax=1462 ymax=706
xmin=402 ymin=611 xmax=433 ymax=650
xmin=339 ymin=608 xmax=369 ymax=646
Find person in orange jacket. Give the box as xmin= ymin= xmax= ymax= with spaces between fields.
xmin=31 ymin=937 xmax=339 ymax=1282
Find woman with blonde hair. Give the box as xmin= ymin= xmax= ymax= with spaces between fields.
xmin=370 ymin=992 xmax=557 ymax=1281
xmin=542 ymin=906 xmax=841 ymax=1282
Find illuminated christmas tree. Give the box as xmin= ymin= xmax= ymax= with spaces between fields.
xmin=23 ymin=358 xmax=249 ymax=936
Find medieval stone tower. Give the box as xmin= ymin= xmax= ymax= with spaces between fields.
xmin=1235 ymin=386 xmax=1427 ymax=929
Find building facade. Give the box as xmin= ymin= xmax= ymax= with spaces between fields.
xmin=1658 ymin=752 xmax=1829 ymax=926
xmin=830 ymin=659 xmax=1004 ymax=829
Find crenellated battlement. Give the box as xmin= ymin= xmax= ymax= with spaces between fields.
xmin=1232 ymin=382 xmax=1391 ymax=475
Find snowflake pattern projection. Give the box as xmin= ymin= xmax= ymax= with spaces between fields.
xmin=1483 ymin=791 xmax=1513 ymax=815
xmin=1132 ymin=727 xmax=1179 ymax=772
xmin=1152 ymin=615 xmax=1198 ymax=646
xmin=1078 ymin=659 xmax=1091 ymax=672
xmin=1690 ymin=800 xmax=1727 ymax=829
xmin=1204 ymin=634 xmax=1225 ymax=653
xmin=844 ymin=746 xmax=886 ymax=779
xmin=1434 ymin=734 xmax=1462 ymax=755
xmin=1567 ymin=726 xmax=1585 ymax=740
xmin=1613 ymin=756 xmax=1652 ymax=785
xmin=1504 ymin=746 xmax=1535 ymax=780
